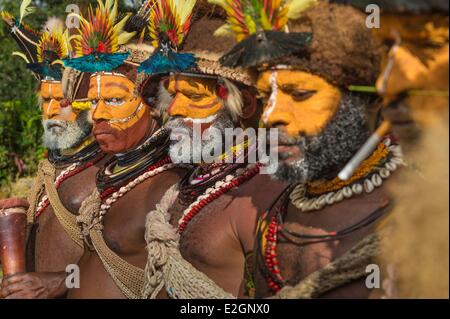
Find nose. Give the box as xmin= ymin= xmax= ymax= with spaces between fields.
xmin=44 ymin=99 xmax=62 ymax=119
xmin=167 ymin=94 xmax=188 ymax=118
xmin=92 ymin=100 xmax=110 ymax=122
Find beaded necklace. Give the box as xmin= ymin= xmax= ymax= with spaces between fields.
xmin=257 ymin=138 xmax=403 ymax=293
xmin=96 ymin=128 xmax=170 ymax=192
xmin=178 ymin=162 xmax=262 ymax=234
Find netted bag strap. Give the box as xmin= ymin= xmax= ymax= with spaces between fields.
xmin=270 ymin=233 xmax=380 ymax=299
xmin=26 ymin=162 xmax=46 ymax=224
xmin=78 ymin=189 xmax=145 ymax=299
xmin=41 ymin=160 xmax=83 ymax=247
xmin=90 ymin=230 xmax=145 ymax=299
xmin=143 ymin=184 xmax=235 ymax=299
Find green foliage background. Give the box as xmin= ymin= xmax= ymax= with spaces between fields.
xmin=0 ymin=0 xmax=138 ymax=195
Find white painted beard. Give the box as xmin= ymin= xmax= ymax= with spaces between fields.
xmin=42 ymin=111 xmax=92 ymax=151
xmin=166 ymin=111 xmax=234 ymax=164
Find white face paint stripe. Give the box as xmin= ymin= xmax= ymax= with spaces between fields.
xmin=46 ymin=98 xmax=53 ymax=115
xmin=262 ymin=71 xmax=278 ymax=125
xmin=96 ymin=73 xmax=101 ymax=100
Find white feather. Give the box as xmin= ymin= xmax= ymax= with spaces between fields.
xmin=19 ymin=0 xmax=35 ymax=24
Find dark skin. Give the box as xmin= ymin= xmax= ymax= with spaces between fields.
xmin=67 ymin=106 xmax=186 ymax=298
xmin=0 ymin=149 xmax=109 ymax=299
xmin=165 ymin=88 xmax=288 ymax=297
xmin=253 ymin=179 xmax=394 ymax=298
xmin=169 ymin=174 xmax=287 ymax=297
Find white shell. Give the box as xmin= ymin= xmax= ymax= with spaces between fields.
xmin=205 ymin=187 xmax=214 ymax=194
xmin=225 ymin=175 xmax=234 ymax=182
xmin=386 ymin=162 xmax=397 ymax=171
xmin=215 ymin=181 xmax=225 ymax=188
xmin=343 ymin=187 xmax=353 ymax=198
xmin=364 ymin=179 xmax=374 ymax=193
xmin=333 ymin=190 xmax=344 ymax=202
xmin=325 ymin=192 xmax=335 ymax=205
xmin=379 ymin=168 xmax=390 ymax=178
xmin=318 ymin=194 xmax=327 ymax=206
xmin=120 ymin=187 xmax=128 ymax=194
xmin=390 ymin=157 xmax=405 ymax=166
xmin=352 ymin=183 xmax=363 ymax=194
xmin=371 ymin=174 xmax=383 ymax=187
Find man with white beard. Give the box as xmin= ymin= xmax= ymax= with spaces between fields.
xmin=140 ymin=14 xmax=287 ymax=298
xmin=0 ymin=8 xmax=107 ymax=299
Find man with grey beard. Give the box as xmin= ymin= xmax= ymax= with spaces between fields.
xmin=0 ymin=11 xmax=108 ymax=298
xmin=246 ymin=2 xmax=405 ymax=298
xmin=140 ymin=16 xmax=287 ymax=299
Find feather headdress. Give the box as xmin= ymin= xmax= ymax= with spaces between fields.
xmin=138 ymin=0 xmax=197 ymax=75
xmin=1 ymin=1 xmax=69 ymax=80
xmin=209 ymin=0 xmax=315 ymax=68
xmin=63 ymin=0 xmax=136 ymax=73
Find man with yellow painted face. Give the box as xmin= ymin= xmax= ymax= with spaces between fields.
xmin=333 ymin=0 xmax=449 ymax=150
xmin=333 ymin=0 xmax=449 ymax=298
xmin=223 ymin=2 xmax=405 ymax=298
xmin=61 ymin=0 xmax=187 ymax=298
xmin=1 ymin=9 xmax=107 ymax=299
xmin=135 ymin=11 xmax=288 ymax=298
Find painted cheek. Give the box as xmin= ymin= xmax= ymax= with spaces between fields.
xmin=110 ymin=101 xmax=146 ymax=131
xmin=185 ymin=98 xmax=222 ymax=119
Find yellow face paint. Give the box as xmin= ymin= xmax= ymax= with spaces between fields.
xmin=40 ymin=80 xmax=77 ymax=121
xmin=165 ymin=74 xmax=223 ymax=119
xmin=88 ymin=73 xmax=145 ymax=131
xmin=258 ymin=70 xmax=341 ymax=137
xmin=377 ymin=43 xmax=449 ymax=127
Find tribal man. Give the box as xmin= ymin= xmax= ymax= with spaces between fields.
xmin=138 ymin=2 xmax=290 ymax=298
xmin=0 ymin=7 xmax=107 ymax=299
xmin=61 ymin=0 xmax=186 ymax=299
xmin=217 ymin=1 xmax=404 ymax=298
xmin=335 ymin=0 xmax=449 ymax=298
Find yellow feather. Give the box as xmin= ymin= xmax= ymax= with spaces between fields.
xmin=172 ymin=0 xmax=196 ymax=25
xmin=213 ymin=24 xmax=233 ymax=37
xmin=113 ymin=13 xmax=131 ymax=36
xmin=51 ymin=59 xmax=64 ymax=66
xmin=286 ymin=0 xmax=316 ymax=20
xmin=12 ymin=51 xmax=29 ymax=63
xmin=109 ymin=0 xmax=119 ymax=25
xmin=118 ymin=31 xmax=136 ymax=45
xmin=208 ymin=0 xmax=227 ymax=7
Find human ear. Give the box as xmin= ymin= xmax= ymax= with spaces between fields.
xmin=240 ymin=89 xmax=257 ymax=119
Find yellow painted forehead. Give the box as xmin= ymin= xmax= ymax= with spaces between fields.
xmin=257 ymin=70 xmax=335 ymax=92
xmin=40 ymin=80 xmax=63 ymax=98
xmin=166 ymin=74 xmax=217 ymax=94
xmin=88 ymin=74 xmax=136 ymax=99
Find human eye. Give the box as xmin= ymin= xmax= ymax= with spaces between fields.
xmin=90 ymin=99 xmax=99 ymax=107
xmin=187 ymin=93 xmax=207 ymax=101
xmin=291 ymin=89 xmax=317 ymax=102
xmin=105 ymin=98 xmax=125 ymax=106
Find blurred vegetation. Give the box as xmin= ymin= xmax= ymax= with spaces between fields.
xmin=0 ymin=0 xmax=139 ymax=197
